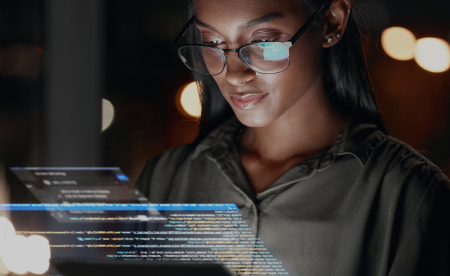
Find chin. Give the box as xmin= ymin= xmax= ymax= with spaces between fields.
xmin=233 ymin=108 xmax=274 ymax=128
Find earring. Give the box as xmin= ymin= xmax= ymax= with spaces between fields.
xmin=327 ymin=38 xmax=333 ymax=44
xmin=336 ymin=34 xmax=341 ymax=39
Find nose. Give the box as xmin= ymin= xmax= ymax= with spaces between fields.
xmin=224 ymin=52 xmax=256 ymax=86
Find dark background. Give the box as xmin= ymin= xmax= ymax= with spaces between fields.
xmin=1 ymin=0 xmax=450 ymax=184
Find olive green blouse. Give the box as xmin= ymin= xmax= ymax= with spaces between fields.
xmin=136 ymin=113 xmax=450 ymax=275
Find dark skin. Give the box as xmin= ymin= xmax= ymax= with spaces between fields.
xmin=194 ymin=0 xmax=351 ymax=193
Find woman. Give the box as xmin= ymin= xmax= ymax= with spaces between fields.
xmin=136 ymin=0 xmax=450 ymax=274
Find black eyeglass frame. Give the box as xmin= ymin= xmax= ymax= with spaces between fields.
xmin=171 ymin=0 xmax=330 ymax=75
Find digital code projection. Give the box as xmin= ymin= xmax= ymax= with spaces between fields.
xmin=9 ymin=167 xmax=148 ymax=204
xmin=4 ymin=204 xmax=297 ymax=275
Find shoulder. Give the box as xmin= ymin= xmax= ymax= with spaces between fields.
xmin=156 ymin=144 xmax=195 ymax=168
xmin=358 ymin=134 xmax=450 ymax=274
xmin=134 ymin=144 xmax=194 ymax=195
xmin=338 ymin=116 xmax=449 ymax=191
xmin=340 ymin=119 xmax=450 ymax=213
xmin=361 ymin=131 xmax=450 ymax=221
xmin=334 ymin=115 xmax=450 ymax=272
xmin=372 ymin=133 xmax=448 ymax=188
xmin=141 ymin=143 xmax=194 ymax=176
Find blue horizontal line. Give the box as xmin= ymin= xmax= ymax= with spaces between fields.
xmin=10 ymin=167 xmax=121 ymax=170
xmin=0 ymin=203 xmax=239 ymax=211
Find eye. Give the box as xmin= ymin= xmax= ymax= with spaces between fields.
xmin=251 ymin=38 xmax=278 ymax=43
xmin=203 ymin=40 xmax=221 ymax=46
xmin=250 ymin=30 xmax=282 ymax=43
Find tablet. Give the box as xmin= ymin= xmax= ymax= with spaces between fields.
xmin=9 ymin=167 xmax=148 ymax=204
xmin=4 ymin=203 xmax=298 ymax=275
xmin=51 ymin=258 xmax=233 ymax=276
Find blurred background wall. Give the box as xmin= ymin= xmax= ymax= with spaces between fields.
xmin=0 ymin=0 xmax=449 ymax=184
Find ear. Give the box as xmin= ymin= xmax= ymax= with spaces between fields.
xmin=322 ymin=0 xmax=351 ymax=48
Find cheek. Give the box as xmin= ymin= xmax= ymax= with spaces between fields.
xmin=265 ymin=44 xmax=322 ymax=106
xmin=285 ymin=37 xmax=323 ymax=90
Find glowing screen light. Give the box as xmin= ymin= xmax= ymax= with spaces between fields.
xmin=177 ymin=82 xmax=201 ymax=118
xmin=381 ymin=27 xmax=416 ymax=60
xmin=102 ymin=98 xmax=115 ymax=131
xmin=414 ymin=38 xmax=450 ymax=73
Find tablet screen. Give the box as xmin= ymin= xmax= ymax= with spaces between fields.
xmin=9 ymin=167 xmax=148 ymax=204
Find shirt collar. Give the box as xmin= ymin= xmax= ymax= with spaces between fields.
xmin=192 ymin=112 xmax=384 ymax=168
xmin=192 ymin=116 xmax=243 ymax=159
xmin=334 ymin=112 xmax=385 ymax=166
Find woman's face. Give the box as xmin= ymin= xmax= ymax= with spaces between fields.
xmin=193 ymin=0 xmax=325 ymax=127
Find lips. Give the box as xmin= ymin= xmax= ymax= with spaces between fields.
xmin=230 ymin=94 xmax=267 ymax=110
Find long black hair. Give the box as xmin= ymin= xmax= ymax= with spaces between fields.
xmin=187 ymin=0 xmax=387 ymax=145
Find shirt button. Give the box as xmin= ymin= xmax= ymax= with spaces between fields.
xmin=298 ymin=166 xmax=306 ymax=172
xmin=250 ymin=205 xmax=255 ymax=214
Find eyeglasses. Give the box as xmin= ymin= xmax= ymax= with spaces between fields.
xmin=171 ymin=1 xmax=330 ymax=76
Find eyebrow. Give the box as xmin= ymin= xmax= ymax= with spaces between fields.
xmin=195 ymin=18 xmax=217 ymax=31
xmin=240 ymin=13 xmax=283 ymax=30
xmin=195 ymin=13 xmax=284 ymax=32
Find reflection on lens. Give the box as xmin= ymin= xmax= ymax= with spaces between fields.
xmin=178 ymin=46 xmax=224 ymax=75
xmin=258 ymin=43 xmax=288 ymax=61
xmin=241 ymin=43 xmax=289 ymax=73
xmin=179 ymin=43 xmax=290 ymax=75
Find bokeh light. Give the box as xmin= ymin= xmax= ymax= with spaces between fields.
xmin=26 ymin=235 xmax=50 ymax=274
xmin=102 ymin=99 xmax=115 ymax=131
xmin=0 ymin=218 xmax=15 ymax=245
xmin=414 ymin=38 xmax=450 ymax=73
xmin=0 ymin=217 xmax=15 ymax=275
xmin=381 ymin=27 xmax=416 ymax=60
xmin=1 ymin=234 xmax=51 ymax=275
xmin=2 ymin=235 xmax=28 ymax=274
xmin=177 ymin=82 xmax=201 ymax=118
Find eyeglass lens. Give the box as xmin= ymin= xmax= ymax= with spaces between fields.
xmin=178 ymin=42 xmax=289 ymax=75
